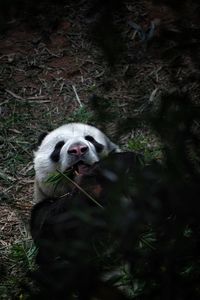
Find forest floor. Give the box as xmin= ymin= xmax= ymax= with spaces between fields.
xmin=0 ymin=0 xmax=199 ymax=298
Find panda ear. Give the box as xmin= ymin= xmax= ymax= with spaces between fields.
xmin=37 ymin=132 xmax=48 ymax=146
xmin=107 ymin=140 xmax=121 ymax=154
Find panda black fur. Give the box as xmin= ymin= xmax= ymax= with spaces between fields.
xmin=34 ymin=123 xmax=120 ymax=202
xmin=30 ymin=150 xmax=144 ymax=298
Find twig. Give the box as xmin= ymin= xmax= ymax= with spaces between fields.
xmin=57 ymin=170 xmax=104 ymax=209
xmin=149 ymin=87 xmax=159 ymax=103
xmin=26 ymin=95 xmax=48 ymax=100
xmin=5 ymin=89 xmax=50 ymax=103
xmin=0 ymin=54 xmax=7 ymax=60
xmin=72 ymin=85 xmax=83 ymax=107
xmin=43 ymin=47 xmax=61 ymax=58
xmin=0 ymin=100 xmax=9 ymax=106
xmin=0 ymin=171 xmax=16 ymax=182
xmin=60 ymin=82 xmax=65 ymax=93
xmin=5 ymin=89 xmax=24 ymax=100
xmin=1 ymin=185 xmax=14 ymax=194
xmin=28 ymin=100 xmax=51 ymax=103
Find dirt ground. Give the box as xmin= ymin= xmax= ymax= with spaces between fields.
xmin=0 ymin=0 xmax=200 ymax=297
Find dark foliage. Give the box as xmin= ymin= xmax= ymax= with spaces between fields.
xmin=30 ymin=152 xmax=143 ymax=299
xmin=30 ymin=94 xmax=200 ymax=299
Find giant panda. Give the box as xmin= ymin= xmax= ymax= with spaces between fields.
xmin=34 ymin=123 xmax=120 ymax=202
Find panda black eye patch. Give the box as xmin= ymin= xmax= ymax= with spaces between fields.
xmin=50 ymin=141 xmax=65 ymax=162
xmin=85 ymin=135 xmax=104 ymax=153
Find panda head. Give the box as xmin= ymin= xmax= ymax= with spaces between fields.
xmin=34 ymin=123 xmax=120 ymax=201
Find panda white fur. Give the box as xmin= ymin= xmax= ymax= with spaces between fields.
xmin=34 ymin=123 xmax=120 ymax=202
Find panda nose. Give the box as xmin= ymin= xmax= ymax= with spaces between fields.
xmin=67 ymin=143 xmax=89 ymax=156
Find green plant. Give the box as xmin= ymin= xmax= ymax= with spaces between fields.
xmin=67 ymin=106 xmax=94 ymax=123
xmin=10 ymin=240 xmax=37 ymax=270
xmin=127 ymin=134 xmax=162 ymax=162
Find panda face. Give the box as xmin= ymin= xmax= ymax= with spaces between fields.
xmin=34 ymin=123 xmax=120 ymax=201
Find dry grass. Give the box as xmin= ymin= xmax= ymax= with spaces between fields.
xmin=0 ymin=0 xmax=200 ymax=297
